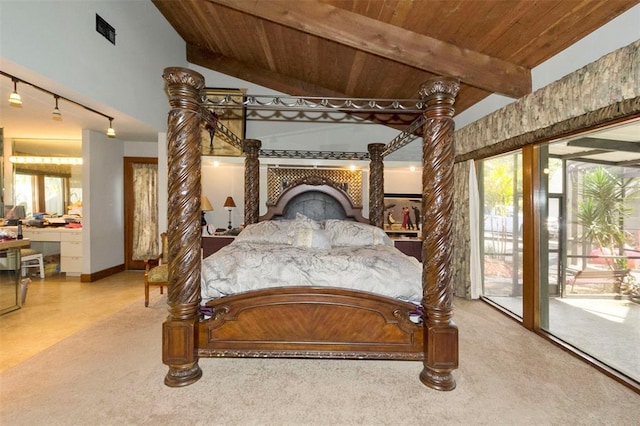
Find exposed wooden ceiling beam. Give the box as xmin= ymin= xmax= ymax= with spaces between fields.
xmin=208 ymin=0 xmax=532 ymax=98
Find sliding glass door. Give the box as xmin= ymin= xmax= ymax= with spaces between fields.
xmin=477 ymin=119 xmax=640 ymax=386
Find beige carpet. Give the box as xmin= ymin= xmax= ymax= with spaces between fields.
xmin=0 ymin=294 xmax=637 ymax=426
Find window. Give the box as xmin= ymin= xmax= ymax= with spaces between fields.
xmin=480 ymin=151 xmax=524 ymax=317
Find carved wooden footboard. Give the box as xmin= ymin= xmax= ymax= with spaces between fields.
xmin=197 ymin=287 xmax=424 ymax=359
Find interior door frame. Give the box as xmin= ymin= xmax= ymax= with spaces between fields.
xmin=124 ymin=157 xmax=158 ymax=270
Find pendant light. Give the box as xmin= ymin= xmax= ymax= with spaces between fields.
xmin=9 ymin=78 xmax=22 ymax=106
xmin=106 ymin=118 xmax=116 ymax=138
xmin=52 ymin=95 xmax=62 ymax=120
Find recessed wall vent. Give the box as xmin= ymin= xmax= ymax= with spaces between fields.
xmin=96 ymin=14 xmax=116 ymax=45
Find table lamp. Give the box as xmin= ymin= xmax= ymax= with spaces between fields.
xmin=201 ymin=196 xmax=214 ymax=226
xmin=224 ymin=196 xmax=236 ymax=229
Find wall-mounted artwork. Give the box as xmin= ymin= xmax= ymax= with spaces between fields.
xmin=201 ymin=88 xmax=246 ymax=157
xmin=383 ymin=193 xmax=421 ymax=236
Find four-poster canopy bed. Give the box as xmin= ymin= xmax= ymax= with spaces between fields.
xmin=161 ymin=67 xmax=460 ymax=391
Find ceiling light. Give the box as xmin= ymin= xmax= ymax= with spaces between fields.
xmin=9 ymin=78 xmax=22 ymax=106
xmin=52 ymin=95 xmax=62 ymax=120
xmin=106 ymin=118 xmax=116 ymax=138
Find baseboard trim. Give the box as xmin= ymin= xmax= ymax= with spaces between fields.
xmin=80 ymin=264 xmax=126 ymax=282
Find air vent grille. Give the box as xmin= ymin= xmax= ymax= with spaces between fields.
xmin=96 ymin=14 xmax=116 ymax=45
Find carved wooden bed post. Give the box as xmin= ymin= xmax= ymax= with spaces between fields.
xmin=161 ymin=67 xmax=204 ymax=387
xmin=419 ymin=77 xmax=460 ymax=391
xmin=368 ymin=143 xmax=385 ymax=228
xmin=243 ymin=139 xmax=262 ymax=225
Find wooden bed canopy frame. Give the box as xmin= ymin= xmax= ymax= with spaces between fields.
xmin=161 ymin=67 xmax=460 ymax=391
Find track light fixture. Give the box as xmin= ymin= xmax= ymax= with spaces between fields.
xmin=106 ymin=118 xmax=116 ymax=138
xmin=2 ymin=70 xmax=117 ymax=138
xmin=52 ymin=95 xmax=62 ymax=120
xmin=9 ymin=78 xmax=22 ymax=106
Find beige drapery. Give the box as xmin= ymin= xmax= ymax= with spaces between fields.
xmin=132 ymin=163 xmax=158 ymax=260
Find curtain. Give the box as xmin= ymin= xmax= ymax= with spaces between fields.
xmin=468 ymin=159 xmax=482 ymax=299
xmin=132 ymin=163 xmax=158 ymax=261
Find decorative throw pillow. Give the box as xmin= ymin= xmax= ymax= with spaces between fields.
xmin=286 ymin=213 xmax=322 ymax=244
xmin=234 ymin=220 xmax=293 ymax=244
xmin=291 ymin=228 xmax=332 ymax=250
xmin=324 ymin=219 xmax=394 ymax=247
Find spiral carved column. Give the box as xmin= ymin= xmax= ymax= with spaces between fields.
xmin=161 ymin=67 xmax=204 ymax=387
xmin=418 ymin=77 xmax=460 ymax=391
xmin=367 ymin=143 xmax=385 ymax=228
xmin=244 ymin=139 xmax=262 ymax=225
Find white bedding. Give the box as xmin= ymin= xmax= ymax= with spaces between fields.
xmin=200 ymin=216 xmax=423 ymax=304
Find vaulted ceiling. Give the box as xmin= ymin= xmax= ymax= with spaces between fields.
xmin=153 ymin=0 xmax=638 ymax=124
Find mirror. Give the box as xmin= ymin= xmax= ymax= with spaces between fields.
xmin=9 ymin=138 xmax=82 ymax=218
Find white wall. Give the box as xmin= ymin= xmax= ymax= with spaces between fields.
xmin=0 ymin=0 xmax=185 ymax=131
xmin=82 ymin=129 xmax=124 ymax=274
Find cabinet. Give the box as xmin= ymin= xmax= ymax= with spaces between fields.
xmin=20 ymin=228 xmax=83 ymax=276
xmin=60 ymin=230 xmax=82 ymax=276
xmin=393 ymin=239 xmax=422 ymax=262
xmin=202 ymin=236 xmax=235 ymax=258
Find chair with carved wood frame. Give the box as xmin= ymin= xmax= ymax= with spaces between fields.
xmin=144 ymin=232 xmax=168 ymax=307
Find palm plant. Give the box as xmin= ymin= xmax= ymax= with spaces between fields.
xmin=576 ymin=166 xmax=636 ymax=272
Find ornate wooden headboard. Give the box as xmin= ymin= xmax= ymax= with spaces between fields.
xmin=259 ymin=178 xmax=367 ymax=223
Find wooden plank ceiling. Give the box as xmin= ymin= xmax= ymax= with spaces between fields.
xmin=153 ymin=0 xmax=637 ymax=124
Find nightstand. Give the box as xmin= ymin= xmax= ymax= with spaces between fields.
xmin=202 ymin=236 xmax=235 ymax=258
xmin=393 ymin=239 xmax=422 ymax=262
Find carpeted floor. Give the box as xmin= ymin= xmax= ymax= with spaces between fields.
xmin=0 ymin=294 xmax=637 ymax=425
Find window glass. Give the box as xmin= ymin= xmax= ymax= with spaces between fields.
xmin=480 ymin=151 xmax=524 ymax=317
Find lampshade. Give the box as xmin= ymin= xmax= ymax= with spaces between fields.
xmin=224 ymin=196 xmax=236 ymax=209
xmin=201 ymin=196 xmax=214 ymax=211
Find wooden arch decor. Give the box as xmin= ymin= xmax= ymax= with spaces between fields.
xmin=161 ymin=67 xmax=459 ymax=391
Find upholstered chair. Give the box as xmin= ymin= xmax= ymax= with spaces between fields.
xmin=144 ymin=232 xmax=168 ymax=307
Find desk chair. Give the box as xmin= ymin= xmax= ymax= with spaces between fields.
xmin=144 ymin=232 xmax=168 ymax=307
xmin=21 ymin=248 xmax=45 ymax=278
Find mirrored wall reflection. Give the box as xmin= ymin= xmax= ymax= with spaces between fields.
xmin=9 ymin=138 xmax=82 ymax=218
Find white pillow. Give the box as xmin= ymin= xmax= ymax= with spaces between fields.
xmin=286 ymin=213 xmax=322 ymax=244
xmin=234 ymin=220 xmax=293 ymax=244
xmin=324 ymin=219 xmax=394 ymax=247
xmin=291 ymin=228 xmax=332 ymax=250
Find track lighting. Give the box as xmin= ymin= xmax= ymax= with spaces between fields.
xmin=9 ymin=78 xmax=22 ymax=106
xmin=106 ymin=118 xmax=116 ymax=138
xmin=2 ymin=71 xmax=117 ymax=137
xmin=52 ymin=95 xmax=62 ymax=120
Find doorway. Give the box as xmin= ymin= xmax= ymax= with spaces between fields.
xmin=123 ymin=157 xmax=158 ymax=270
